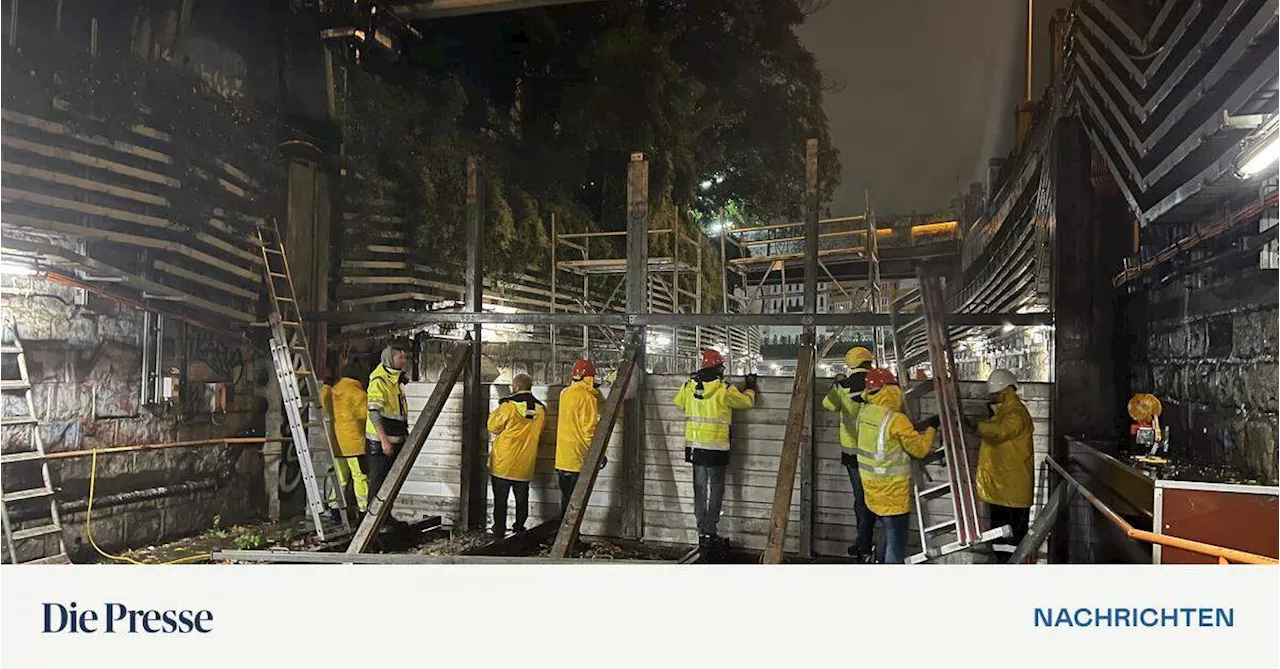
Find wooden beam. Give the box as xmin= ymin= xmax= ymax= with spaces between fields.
xmin=214 ymin=550 xmax=631 ymax=565
xmin=1009 ymin=482 xmax=1075 ymax=564
xmin=4 ymin=213 xmax=260 ymax=283
xmin=461 ymin=518 xmax=560 ymax=556
xmin=550 ymin=347 xmax=637 ymax=557
xmin=346 ymin=342 xmax=472 ymax=553
xmin=0 ymin=236 xmax=255 ymax=323
xmin=153 ymin=260 xmax=256 ymax=300
xmin=763 ymin=345 xmax=814 ymax=564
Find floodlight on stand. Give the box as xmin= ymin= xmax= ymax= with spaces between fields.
xmin=1236 ymin=117 xmax=1280 ymax=178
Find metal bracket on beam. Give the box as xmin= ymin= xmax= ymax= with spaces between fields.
xmin=1222 ymin=110 xmax=1271 ymax=130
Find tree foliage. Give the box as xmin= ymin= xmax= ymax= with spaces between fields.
xmin=346 ymin=0 xmax=838 ymax=285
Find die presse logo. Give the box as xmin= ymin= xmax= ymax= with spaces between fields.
xmin=42 ymin=602 xmax=213 ymax=634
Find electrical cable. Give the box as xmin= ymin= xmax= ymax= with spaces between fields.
xmin=85 ymin=448 xmax=212 ymax=565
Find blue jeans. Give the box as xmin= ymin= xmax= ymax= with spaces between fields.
xmin=876 ymin=513 xmax=911 ymax=564
xmin=843 ymin=461 xmax=875 ymax=555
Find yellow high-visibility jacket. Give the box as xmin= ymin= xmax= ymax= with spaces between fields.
xmin=365 ymin=363 xmax=408 ymax=444
xmin=855 ymin=385 xmax=936 ymax=517
xmin=975 ymin=387 xmax=1035 ymax=508
xmin=673 ymin=378 xmax=755 ymax=451
xmin=555 ymin=377 xmax=602 ymax=473
xmin=822 ymin=368 xmax=869 ymax=454
xmin=487 ymin=392 xmax=546 ymax=482
xmin=325 ymin=377 xmax=368 ymax=457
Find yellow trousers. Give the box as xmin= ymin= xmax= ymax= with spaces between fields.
xmin=329 ymin=456 xmax=368 ymax=512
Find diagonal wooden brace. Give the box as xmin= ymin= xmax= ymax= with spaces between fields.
xmin=550 ymin=347 xmax=637 ymax=558
xmin=346 ymin=341 xmax=472 ymax=554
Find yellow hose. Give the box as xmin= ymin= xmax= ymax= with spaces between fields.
xmin=86 ymin=448 xmax=212 ymax=565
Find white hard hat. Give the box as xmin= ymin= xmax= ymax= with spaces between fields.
xmin=986 ymin=369 xmax=1018 ymax=394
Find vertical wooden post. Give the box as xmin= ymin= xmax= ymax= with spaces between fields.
xmin=799 ymin=138 xmax=820 ymax=558
xmin=460 ymin=156 xmax=487 ymax=530
xmin=622 ymin=152 xmax=649 ymax=539
xmin=550 ymin=212 xmax=558 ymax=379
xmin=764 ymin=345 xmax=815 ymax=564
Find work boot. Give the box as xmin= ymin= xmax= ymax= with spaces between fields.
xmin=512 ymin=524 xmax=526 ymax=534
xmin=328 ymin=509 xmax=342 ymax=525
xmin=698 ymin=533 xmax=714 ymax=548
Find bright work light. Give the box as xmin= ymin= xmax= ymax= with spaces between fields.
xmin=1237 ymin=120 xmax=1279 ymax=178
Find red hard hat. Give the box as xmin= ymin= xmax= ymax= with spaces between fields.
xmin=571 ymin=359 xmax=597 ymax=379
xmin=864 ymin=367 xmax=899 ymax=392
xmin=699 ymin=349 xmax=725 ymax=370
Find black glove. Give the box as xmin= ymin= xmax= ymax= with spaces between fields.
xmin=921 ymin=415 xmax=942 ymax=430
xmin=743 ymin=374 xmax=759 ymax=393
xmin=597 ymin=455 xmax=608 ymax=471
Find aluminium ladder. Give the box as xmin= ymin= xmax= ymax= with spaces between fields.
xmin=255 ymin=219 xmax=349 ymax=541
xmin=0 ymin=328 xmax=69 ymax=564
xmin=890 ymin=271 xmax=1010 ymax=564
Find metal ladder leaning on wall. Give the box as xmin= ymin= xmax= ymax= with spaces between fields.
xmin=0 ymin=328 xmax=69 ymax=564
xmin=255 ymin=219 xmax=349 ymax=541
xmin=890 ymin=271 xmax=1009 ymax=563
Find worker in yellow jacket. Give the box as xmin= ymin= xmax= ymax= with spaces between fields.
xmin=321 ymin=363 xmax=370 ymax=521
xmin=487 ymin=373 xmax=546 ymax=537
xmin=364 ymin=341 xmax=411 ymax=516
xmin=822 ymin=346 xmax=876 ymax=561
xmin=856 ymin=368 xmax=939 ymax=564
xmin=969 ymin=369 xmax=1034 ymax=563
xmin=555 ymin=359 xmax=604 ymax=517
xmin=674 ymin=349 xmax=756 ymax=548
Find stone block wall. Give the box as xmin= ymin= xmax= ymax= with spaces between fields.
xmin=1124 ymin=265 xmax=1278 ymax=484
xmin=2 ymin=275 xmax=265 ymax=561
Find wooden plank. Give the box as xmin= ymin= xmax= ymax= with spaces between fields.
xmin=1009 ymin=482 xmax=1074 ymax=564
xmin=763 ymin=345 xmax=814 ymax=564
xmin=193 ymin=231 xmax=262 ymax=266
xmin=550 ymin=347 xmax=637 ymax=557
xmin=461 ymin=518 xmax=560 ymax=556
xmin=3 ymin=213 xmax=260 ymax=282
xmin=1 ymin=135 xmax=179 ymax=187
xmin=213 ymin=550 xmax=636 ymax=565
xmin=0 ymin=162 xmax=169 ymax=206
xmin=154 ymin=260 xmax=256 ymax=300
xmin=3 ymin=187 xmax=169 ymax=228
xmin=347 ymin=342 xmax=472 ymax=553
xmin=0 ymin=237 xmax=255 ymax=322
xmin=1 ymin=108 xmax=172 ymax=164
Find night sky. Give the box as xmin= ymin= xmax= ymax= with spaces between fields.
xmin=798 ymin=0 xmax=1071 ymax=216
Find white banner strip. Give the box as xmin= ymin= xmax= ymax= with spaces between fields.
xmin=2 ymin=565 xmax=1276 ymax=667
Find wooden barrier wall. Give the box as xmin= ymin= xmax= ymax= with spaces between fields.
xmin=395 ymin=376 xmax=1053 ymax=560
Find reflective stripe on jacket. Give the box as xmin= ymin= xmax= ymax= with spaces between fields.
xmin=822 ymin=368 xmax=869 ymax=453
xmin=975 ymin=387 xmax=1035 ymax=508
xmin=488 ymin=392 xmax=547 ymax=482
xmin=328 ymin=377 xmax=368 ymax=457
xmin=555 ymin=377 xmax=602 ymax=473
xmin=855 ymin=385 xmax=936 ymax=516
xmin=365 ymin=363 xmax=408 ymax=443
xmin=673 ymin=378 xmax=754 ymax=452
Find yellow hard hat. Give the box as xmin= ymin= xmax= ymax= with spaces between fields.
xmin=1128 ymin=393 xmax=1162 ymax=423
xmin=844 ymin=346 xmax=874 ymax=369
